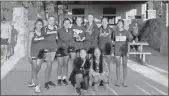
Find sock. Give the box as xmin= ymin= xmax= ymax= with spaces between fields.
xmin=63 ymin=76 xmax=66 ymax=80
xmin=58 ymin=76 xmax=61 ymax=80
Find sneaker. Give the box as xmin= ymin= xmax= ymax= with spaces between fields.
xmin=34 ymin=84 xmax=41 ymax=93
xmin=115 ymin=81 xmax=120 ymax=87
xmin=28 ymin=81 xmax=36 ymax=87
xmin=123 ymin=81 xmax=128 ymax=87
xmin=44 ymin=82 xmax=50 ymax=89
xmin=76 ymin=87 xmax=81 ymax=95
xmin=93 ymin=85 xmax=99 ymax=91
xmin=57 ymin=79 xmax=62 ymax=86
xmin=48 ymin=81 xmax=55 ymax=87
xmin=62 ymin=79 xmax=68 ymax=85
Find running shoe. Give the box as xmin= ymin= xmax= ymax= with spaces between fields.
xmin=44 ymin=82 xmax=50 ymax=89
xmin=48 ymin=81 xmax=55 ymax=87
xmin=76 ymin=87 xmax=82 ymax=95
xmin=34 ymin=84 xmax=41 ymax=93
xmin=57 ymin=79 xmax=62 ymax=86
xmin=115 ymin=81 xmax=120 ymax=87
xmin=123 ymin=81 xmax=128 ymax=87
xmin=28 ymin=81 xmax=36 ymax=87
xmin=62 ymin=79 xmax=68 ymax=85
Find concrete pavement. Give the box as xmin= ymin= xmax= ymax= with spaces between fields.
xmin=1 ymin=56 xmax=168 ymax=95
xmin=1 ymin=47 xmax=168 ymax=95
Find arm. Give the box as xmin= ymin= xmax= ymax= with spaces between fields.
xmin=28 ymin=32 xmax=34 ymax=58
xmin=127 ymin=30 xmax=133 ymax=42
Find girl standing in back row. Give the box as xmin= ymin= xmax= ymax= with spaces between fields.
xmin=98 ymin=17 xmax=114 ymax=73
xmin=28 ymin=19 xmax=45 ymax=93
xmin=112 ymin=19 xmax=133 ymax=87
xmin=72 ymin=16 xmax=86 ymax=57
xmin=43 ymin=16 xmax=58 ymax=89
xmin=84 ymin=14 xmax=99 ymax=58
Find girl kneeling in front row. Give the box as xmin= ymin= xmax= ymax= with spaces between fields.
xmin=69 ymin=49 xmax=91 ymax=95
xmin=90 ymin=47 xmax=109 ymax=91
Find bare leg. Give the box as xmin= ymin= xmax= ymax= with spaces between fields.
xmin=122 ymin=56 xmax=128 ymax=87
xmin=62 ymin=56 xmax=69 ymax=81
xmin=115 ymin=56 xmax=121 ymax=86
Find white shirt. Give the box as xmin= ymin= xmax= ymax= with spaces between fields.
xmin=1 ymin=23 xmax=12 ymax=39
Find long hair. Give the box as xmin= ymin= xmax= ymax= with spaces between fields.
xmin=92 ymin=48 xmax=103 ymax=73
xmin=33 ymin=18 xmax=44 ymax=33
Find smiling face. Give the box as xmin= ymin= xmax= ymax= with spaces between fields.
xmin=102 ymin=18 xmax=108 ymax=27
xmin=94 ymin=48 xmax=101 ymax=58
xmin=35 ymin=21 xmax=43 ymax=31
xmin=80 ymin=49 xmax=87 ymax=59
xmin=64 ymin=19 xmax=71 ymax=29
xmin=76 ymin=17 xmax=83 ymax=26
xmin=88 ymin=14 xmax=94 ymax=23
xmin=48 ymin=16 xmax=55 ymax=25
xmin=117 ymin=21 xmax=124 ymax=29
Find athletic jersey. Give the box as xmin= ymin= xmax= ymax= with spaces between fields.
xmin=71 ymin=25 xmax=86 ymax=41
xmin=44 ymin=25 xmax=58 ymax=43
xmin=98 ymin=26 xmax=112 ymax=49
xmin=32 ymin=30 xmax=45 ymax=44
xmin=1 ymin=23 xmax=12 ymax=39
xmin=57 ymin=28 xmax=74 ymax=47
xmin=112 ymin=29 xmax=132 ymax=54
xmin=84 ymin=22 xmax=99 ymax=47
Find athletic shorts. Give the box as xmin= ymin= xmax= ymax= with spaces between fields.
xmin=43 ymin=41 xmax=57 ymax=53
xmin=31 ymin=44 xmax=45 ymax=60
xmin=114 ymin=47 xmax=128 ymax=56
xmin=1 ymin=38 xmax=8 ymax=45
xmin=74 ymin=41 xmax=83 ymax=52
xmin=56 ymin=46 xmax=75 ymax=57
xmin=100 ymin=43 xmax=112 ymax=55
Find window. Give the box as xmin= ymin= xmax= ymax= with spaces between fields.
xmin=72 ymin=8 xmax=84 ymax=15
xmin=103 ymin=16 xmax=116 ymax=25
xmin=103 ymin=8 xmax=116 ymax=14
xmin=135 ymin=15 xmax=142 ymax=19
xmin=72 ymin=8 xmax=85 ymax=25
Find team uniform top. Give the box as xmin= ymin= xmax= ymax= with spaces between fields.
xmin=98 ymin=26 xmax=113 ymax=55
xmin=71 ymin=25 xmax=86 ymax=51
xmin=112 ymin=29 xmax=133 ymax=56
xmin=31 ymin=30 xmax=45 ymax=59
xmin=84 ymin=22 xmax=99 ymax=53
xmin=57 ymin=28 xmax=74 ymax=49
xmin=43 ymin=25 xmax=58 ymax=52
xmin=44 ymin=25 xmax=58 ymax=43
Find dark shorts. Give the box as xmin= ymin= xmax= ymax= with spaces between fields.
xmin=31 ymin=44 xmax=44 ymax=60
xmin=1 ymin=38 xmax=8 ymax=45
xmin=43 ymin=41 xmax=57 ymax=53
xmin=114 ymin=48 xmax=128 ymax=57
xmin=74 ymin=41 xmax=84 ymax=52
xmin=56 ymin=46 xmax=75 ymax=57
xmin=100 ymin=43 xmax=112 ymax=55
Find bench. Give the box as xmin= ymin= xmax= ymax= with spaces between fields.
xmin=129 ymin=52 xmax=152 ymax=65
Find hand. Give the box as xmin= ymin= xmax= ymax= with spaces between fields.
xmin=81 ymin=37 xmax=85 ymax=41
xmin=8 ymin=38 xmax=11 ymax=44
xmin=56 ymin=35 xmax=58 ymax=40
xmin=28 ymin=56 xmax=32 ymax=63
xmin=76 ymin=35 xmax=81 ymax=41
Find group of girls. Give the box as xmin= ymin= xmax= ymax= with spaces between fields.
xmin=28 ymin=13 xmax=133 ymax=94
